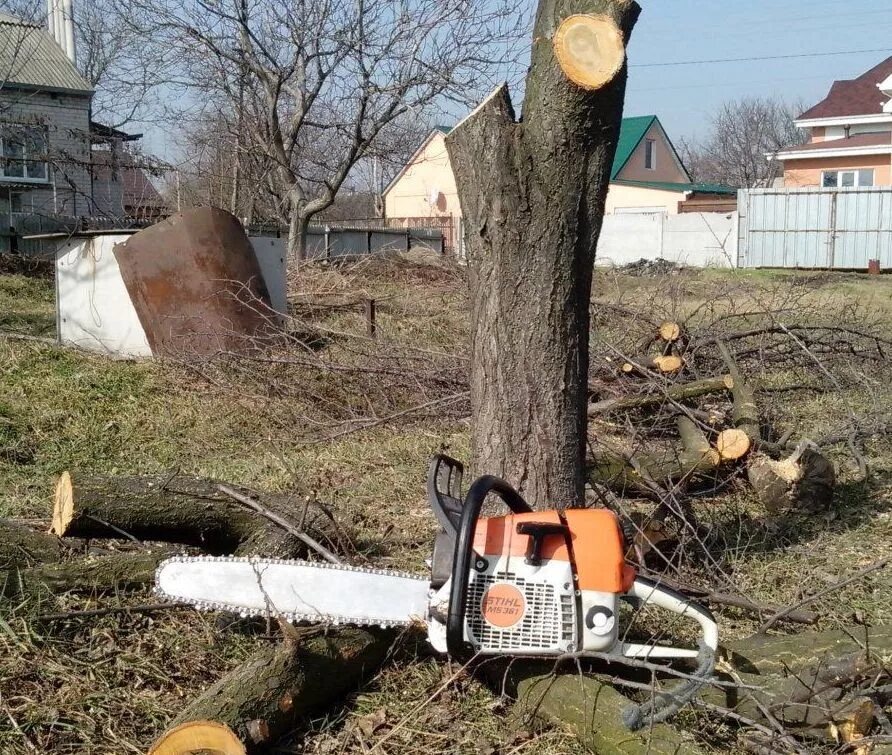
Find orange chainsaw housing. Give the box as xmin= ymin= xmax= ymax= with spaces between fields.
xmin=472 ymin=509 xmax=637 ymax=594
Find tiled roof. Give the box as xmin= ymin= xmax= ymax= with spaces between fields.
xmin=0 ymin=13 xmax=92 ymax=93
xmin=799 ymin=56 xmax=892 ymax=120
xmin=779 ymin=132 xmax=892 ymax=154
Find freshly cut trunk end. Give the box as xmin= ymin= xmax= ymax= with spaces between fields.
xmin=553 ymin=14 xmax=626 ymax=91
xmin=715 ymin=428 xmax=751 ymax=461
xmin=148 ymin=720 xmax=246 ymax=755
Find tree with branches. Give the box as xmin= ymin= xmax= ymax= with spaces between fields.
xmin=680 ymin=96 xmax=807 ymax=188
xmin=118 ymin=0 xmax=526 ymax=261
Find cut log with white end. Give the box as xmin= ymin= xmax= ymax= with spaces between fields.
xmin=148 ymin=720 xmax=246 ymax=755
xmin=658 ymin=321 xmax=682 ymax=343
xmin=50 ymin=473 xmax=341 ymax=559
xmin=651 ymin=355 xmax=684 ymax=374
xmin=716 ymin=428 xmax=751 ymax=461
xmin=155 ymin=628 xmax=394 ymax=754
xmin=553 ymin=14 xmax=626 ymax=91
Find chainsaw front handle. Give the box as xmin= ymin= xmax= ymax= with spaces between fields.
xmin=620 ymin=576 xmax=719 ymax=660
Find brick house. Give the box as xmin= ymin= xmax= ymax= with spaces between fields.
xmin=775 ymin=57 xmax=892 ymax=188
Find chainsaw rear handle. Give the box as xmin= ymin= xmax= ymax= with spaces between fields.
xmin=446 ymin=475 xmax=533 ymax=655
xmin=621 ymin=576 xmax=719 ymax=659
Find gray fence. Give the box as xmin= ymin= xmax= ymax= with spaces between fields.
xmin=304 ymin=224 xmax=444 ymax=259
xmin=738 ymin=186 xmax=892 ymax=269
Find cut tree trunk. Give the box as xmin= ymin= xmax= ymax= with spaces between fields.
xmin=588 ymin=375 xmax=733 ymax=416
xmin=717 ymin=345 xmax=835 ymax=513
xmin=659 ymin=322 xmax=682 ymax=343
xmin=505 ymin=663 xmax=706 ymax=754
xmin=155 ymin=628 xmax=394 ymax=754
xmin=651 ymin=355 xmax=684 ymax=374
xmin=149 ymin=721 xmax=245 ymax=755
xmin=1 ymin=549 xmax=169 ymax=596
xmin=589 ymin=416 xmax=720 ymax=496
xmin=0 ymin=520 xmax=62 ymax=569
xmin=51 ymin=472 xmax=340 ymax=558
xmin=446 ymin=0 xmax=641 ymax=508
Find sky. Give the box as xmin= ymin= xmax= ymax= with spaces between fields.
xmin=137 ymin=0 xmax=892 ymax=165
xmin=621 ymin=0 xmax=892 ymax=141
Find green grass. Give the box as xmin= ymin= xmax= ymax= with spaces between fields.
xmin=1 ymin=259 xmax=891 ymax=752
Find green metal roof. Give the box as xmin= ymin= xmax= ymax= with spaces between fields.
xmin=612 ymin=179 xmax=737 ymax=195
xmin=611 ymin=115 xmax=657 ymax=179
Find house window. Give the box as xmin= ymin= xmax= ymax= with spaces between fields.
xmin=822 ymin=169 xmax=874 ymax=188
xmin=644 ymin=139 xmax=656 ymax=170
xmin=0 ymin=126 xmax=49 ymax=182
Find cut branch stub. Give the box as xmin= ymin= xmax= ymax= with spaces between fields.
xmin=659 ymin=321 xmax=682 ymax=343
xmin=148 ymin=720 xmax=246 ymax=755
xmin=716 ymin=428 xmax=751 ymax=462
xmin=651 ymin=355 xmax=684 ymax=374
xmin=553 ymin=14 xmax=626 ymax=91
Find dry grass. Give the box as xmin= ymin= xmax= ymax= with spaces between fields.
xmin=0 ymin=256 xmax=890 ymax=753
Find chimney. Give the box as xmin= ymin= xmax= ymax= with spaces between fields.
xmin=47 ymin=0 xmax=76 ymax=67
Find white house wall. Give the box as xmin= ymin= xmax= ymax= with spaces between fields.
xmin=605 ymin=184 xmax=684 ymax=215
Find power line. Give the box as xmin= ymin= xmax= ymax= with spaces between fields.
xmin=632 ymin=47 xmax=892 ymax=69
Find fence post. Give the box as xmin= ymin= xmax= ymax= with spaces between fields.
xmin=364 ymin=298 xmax=376 ymax=338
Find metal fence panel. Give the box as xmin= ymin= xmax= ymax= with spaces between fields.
xmin=302 ymin=225 xmax=443 ymax=259
xmin=739 ymin=186 xmax=892 ymax=270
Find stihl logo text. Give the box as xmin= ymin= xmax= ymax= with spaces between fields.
xmin=480 ymin=583 xmax=526 ymax=628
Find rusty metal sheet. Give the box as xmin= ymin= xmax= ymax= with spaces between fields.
xmin=113 ymin=207 xmax=274 ymax=357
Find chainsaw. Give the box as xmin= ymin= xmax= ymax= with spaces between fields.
xmin=155 ymin=455 xmax=718 ymax=729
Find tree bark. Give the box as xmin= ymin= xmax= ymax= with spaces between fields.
xmin=504 ymin=663 xmax=706 ymax=754
xmin=588 ymin=375 xmax=733 ymax=416
xmin=446 ymin=0 xmax=641 ymax=508
xmin=0 ymin=520 xmax=62 ymax=569
xmin=2 ymin=549 xmax=169 ymax=596
xmin=287 ymin=204 xmax=310 ymax=263
xmin=157 ymin=628 xmax=394 ymax=753
xmin=51 ymin=472 xmax=340 ymax=558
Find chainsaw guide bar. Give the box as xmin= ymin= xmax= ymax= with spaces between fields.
xmin=155 ymin=555 xmax=430 ymax=628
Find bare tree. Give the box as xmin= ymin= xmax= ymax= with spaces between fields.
xmin=680 ymin=97 xmax=807 ymax=188
xmin=74 ymin=0 xmax=160 ymax=129
xmin=118 ymin=0 xmax=527 ymax=261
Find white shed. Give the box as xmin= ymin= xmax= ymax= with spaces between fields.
xmin=39 ymin=230 xmax=287 ymax=358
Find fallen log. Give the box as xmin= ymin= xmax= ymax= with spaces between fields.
xmin=718 ymin=345 xmax=834 ymax=513
xmin=659 ymin=321 xmax=682 ymax=344
xmin=0 ymin=520 xmax=62 ymax=569
xmin=716 ymin=428 xmax=751 ymax=462
xmin=153 ymin=627 xmax=394 ymax=754
xmin=651 ymin=355 xmax=684 ymax=374
xmin=703 ymin=651 xmax=886 ymax=743
xmin=51 ymin=472 xmax=340 ymax=558
xmin=1 ymin=549 xmax=168 ymax=596
xmin=588 ymin=375 xmax=733 ymax=416
xmin=589 ymin=416 xmax=720 ymax=496
xmin=508 ymin=664 xmax=707 ymax=754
